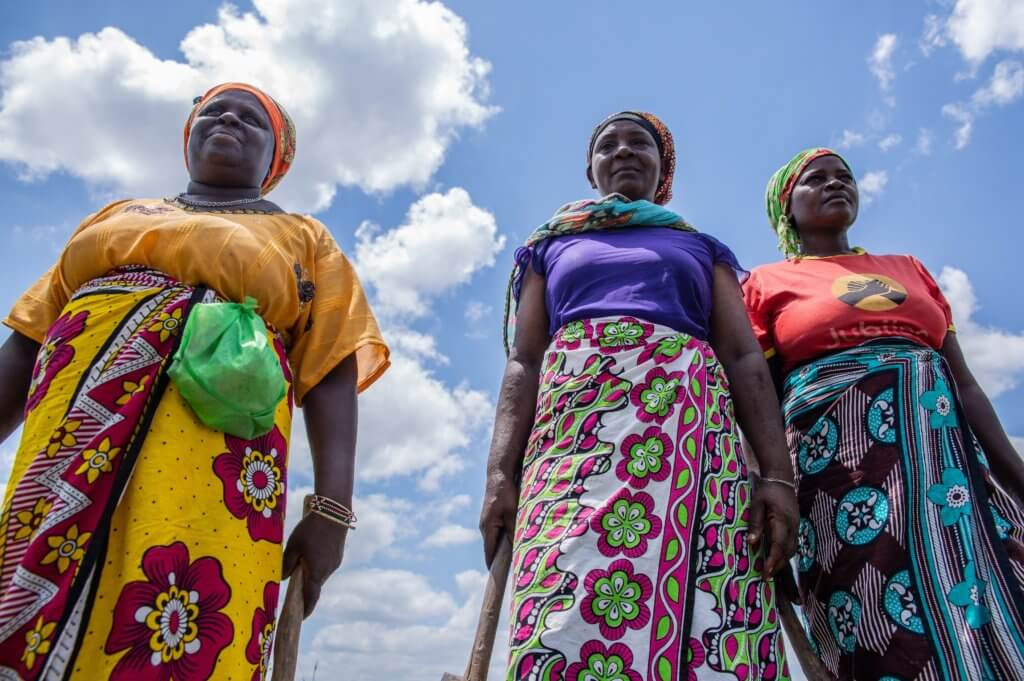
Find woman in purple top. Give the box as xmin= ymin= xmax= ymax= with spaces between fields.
xmin=481 ymin=111 xmax=799 ymax=681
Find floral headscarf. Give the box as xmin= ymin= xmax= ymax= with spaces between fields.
xmin=765 ymin=147 xmax=852 ymax=258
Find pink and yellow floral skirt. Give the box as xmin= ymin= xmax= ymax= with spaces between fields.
xmin=0 ymin=268 xmax=291 ymax=680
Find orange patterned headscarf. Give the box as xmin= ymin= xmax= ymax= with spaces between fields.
xmin=183 ymin=82 xmax=297 ymax=195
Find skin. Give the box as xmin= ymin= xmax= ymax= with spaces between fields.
xmin=0 ymin=87 xmax=354 ymax=618
xmin=782 ymin=154 xmax=1024 ymax=504
xmin=480 ymin=121 xmax=799 ymax=576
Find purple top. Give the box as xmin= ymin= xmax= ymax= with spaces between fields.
xmin=516 ymin=227 xmax=746 ymax=341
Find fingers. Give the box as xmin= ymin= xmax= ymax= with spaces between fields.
xmin=776 ymin=565 xmax=802 ymax=605
xmin=302 ymin=570 xmax=322 ymax=619
xmin=282 ymin=534 xmax=300 ymax=579
xmin=747 ymin=495 xmax=766 ymax=549
xmin=766 ymin=512 xmax=790 ymax=575
xmin=482 ymin=525 xmax=498 ymax=570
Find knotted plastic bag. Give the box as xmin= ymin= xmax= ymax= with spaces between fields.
xmin=169 ymin=297 xmax=286 ymax=439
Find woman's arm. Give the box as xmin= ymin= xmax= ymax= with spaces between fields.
xmin=942 ymin=333 xmax=1024 ymax=504
xmin=282 ymin=352 xmax=358 ymax=618
xmin=0 ymin=331 xmax=39 ymax=444
xmin=709 ymin=264 xmax=797 ymax=575
xmin=479 ymin=268 xmax=550 ymax=567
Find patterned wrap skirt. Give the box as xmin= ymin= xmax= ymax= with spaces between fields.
xmin=507 ymin=316 xmax=789 ymax=681
xmin=0 ymin=268 xmax=291 ymax=680
xmin=783 ymin=340 xmax=1024 ymax=680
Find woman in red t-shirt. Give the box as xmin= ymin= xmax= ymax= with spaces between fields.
xmin=743 ymin=148 xmax=1024 ymax=681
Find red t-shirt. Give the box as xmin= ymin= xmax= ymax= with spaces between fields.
xmin=742 ymin=251 xmax=955 ymax=372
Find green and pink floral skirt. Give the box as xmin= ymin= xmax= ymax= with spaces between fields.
xmin=783 ymin=341 xmax=1024 ymax=680
xmin=507 ymin=316 xmax=789 ymax=681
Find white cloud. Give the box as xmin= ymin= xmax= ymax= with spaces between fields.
xmin=318 ymin=568 xmax=459 ymax=622
xmin=943 ymin=102 xmax=975 ymax=148
xmin=915 ymin=127 xmax=935 ymax=155
xmin=938 ymin=266 xmax=1024 ymax=397
xmin=878 ymin=133 xmax=903 ymax=151
xmin=943 ymin=60 xmax=1023 ymax=148
xmin=1012 ymin=437 xmax=1024 ymax=455
xmin=354 ymin=187 xmax=506 ymax=317
xmin=465 ymin=301 xmax=492 ymax=324
xmin=921 ymin=14 xmax=948 ymax=55
xmin=836 ymin=129 xmax=866 ymax=149
xmin=422 ymin=523 xmax=478 ymax=548
xmin=946 ymin=0 xmax=1024 ymax=63
xmin=308 ymin=568 xmax=510 ymax=680
xmin=0 ymin=0 xmax=496 ymax=212
xmin=858 ymin=170 xmax=889 ymax=204
xmin=869 ymin=34 xmax=899 ymax=90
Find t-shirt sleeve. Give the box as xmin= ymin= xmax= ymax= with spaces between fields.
xmin=287 ymin=220 xmax=390 ymax=405
xmin=3 ymin=204 xmax=119 ymax=342
xmin=909 ymin=256 xmax=956 ymax=333
xmin=701 ymin=233 xmax=750 ymax=284
xmin=741 ymin=269 xmax=777 ymax=358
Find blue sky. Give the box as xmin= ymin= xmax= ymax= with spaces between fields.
xmin=1 ymin=1 xmax=1023 ymax=679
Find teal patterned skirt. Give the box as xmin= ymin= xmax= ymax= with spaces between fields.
xmin=783 ymin=341 xmax=1024 ymax=680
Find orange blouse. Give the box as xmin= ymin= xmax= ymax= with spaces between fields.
xmin=4 ymin=199 xmax=389 ymax=404
xmin=742 ymin=251 xmax=955 ymax=373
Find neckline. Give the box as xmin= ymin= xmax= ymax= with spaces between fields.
xmin=797 ymin=247 xmax=867 ymax=260
xmin=163 ymin=197 xmax=285 ymax=215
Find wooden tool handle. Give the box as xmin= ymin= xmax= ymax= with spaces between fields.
xmin=776 ymin=572 xmax=835 ymax=681
xmin=271 ymin=564 xmax=306 ymax=681
xmin=463 ymin=538 xmax=514 ymax=681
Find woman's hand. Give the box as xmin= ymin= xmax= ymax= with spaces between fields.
xmin=479 ymin=470 xmax=519 ymax=568
xmin=0 ymin=332 xmax=39 ymax=445
xmin=282 ymin=514 xmax=348 ymax=618
xmin=747 ymin=479 xmax=799 ymax=576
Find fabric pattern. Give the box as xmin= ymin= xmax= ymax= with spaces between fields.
xmin=3 ymin=199 xmax=389 ymax=404
xmin=764 ymin=148 xmax=852 ymax=259
xmin=502 ymin=195 xmax=694 ymax=354
xmin=0 ymin=268 xmax=292 ymax=679
xmin=507 ymin=316 xmax=788 ymax=681
xmin=783 ymin=341 xmax=1024 ymax=680
xmin=183 ymin=82 xmax=296 ymax=195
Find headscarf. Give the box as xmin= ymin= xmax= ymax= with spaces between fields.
xmin=587 ymin=111 xmax=676 ymax=205
xmin=184 ymin=82 xmax=297 ymax=195
xmin=765 ymin=147 xmax=852 ymax=259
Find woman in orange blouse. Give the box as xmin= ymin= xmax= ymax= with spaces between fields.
xmin=744 ymin=148 xmax=1024 ymax=680
xmin=0 ymin=83 xmax=388 ymax=679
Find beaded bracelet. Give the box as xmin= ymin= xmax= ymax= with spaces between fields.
xmin=303 ymin=494 xmax=357 ymax=530
xmin=759 ymin=476 xmax=797 ymax=492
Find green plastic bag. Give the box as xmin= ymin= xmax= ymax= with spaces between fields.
xmin=168 ymin=296 xmax=286 ymax=439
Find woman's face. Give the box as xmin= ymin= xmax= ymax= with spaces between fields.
xmin=788 ymin=155 xmax=859 ymax=235
xmin=186 ymin=90 xmax=275 ymax=189
xmin=588 ymin=120 xmax=662 ymax=202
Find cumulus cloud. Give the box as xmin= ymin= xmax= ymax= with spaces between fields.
xmin=878 ymin=133 xmax=902 ymax=152
xmin=946 ymin=0 xmax=1024 ymax=63
xmin=869 ymin=34 xmax=899 ymax=90
xmin=836 ymin=129 xmax=866 ymax=149
xmin=938 ymin=266 xmax=1024 ymax=398
xmin=857 ymin=170 xmax=888 ymax=205
xmin=943 ymin=60 xmax=1023 ymax=148
xmin=354 ymin=187 xmax=506 ymax=317
xmin=422 ymin=523 xmax=478 ymax=548
xmin=0 ymin=0 xmax=496 ymax=212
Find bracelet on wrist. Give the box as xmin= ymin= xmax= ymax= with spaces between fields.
xmin=759 ymin=476 xmax=797 ymax=492
xmin=304 ymin=494 xmax=357 ymax=529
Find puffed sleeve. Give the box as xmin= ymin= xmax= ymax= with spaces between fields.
xmin=741 ymin=268 xmax=777 ymax=359
xmin=287 ymin=219 xmax=390 ymax=405
xmin=701 ymin=232 xmax=750 ymax=283
xmin=909 ymin=256 xmax=956 ymax=333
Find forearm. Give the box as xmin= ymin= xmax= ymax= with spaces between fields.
xmin=486 ymin=356 xmax=542 ymax=480
xmin=959 ymin=382 xmax=1024 ymax=486
xmin=722 ymin=351 xmax=794 ymax=482
xmin=303 ymin=355 xmax=358 ymax=505
xmin=0 ymin=332 xmax=39 ymax=444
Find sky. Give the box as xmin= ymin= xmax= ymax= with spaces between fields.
xmin=1 ymin=1 xmax=1023 ymax=679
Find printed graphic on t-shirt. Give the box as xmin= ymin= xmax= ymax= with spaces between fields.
xmin=831 ymin=273 xmax=908 ymax=311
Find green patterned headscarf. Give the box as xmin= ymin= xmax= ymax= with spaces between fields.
xmin=765 ymin=148 xmax=852 ymax=258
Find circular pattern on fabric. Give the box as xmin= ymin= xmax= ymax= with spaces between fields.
xmin=827 ymin=590 xmax=861 ymax=654
xmin=798 ymin=416 xmax=839 ymax=475
xmin=797 ymin=517 xmax=816 ymax=572
xmin=867 ymin=388 xmax=898 ymax=444
xmin=884 ymin=570 xmax=924 ymax=634
xmin=835 ymin=486 xmax=889 ymax=545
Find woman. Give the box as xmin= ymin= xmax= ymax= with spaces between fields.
xmin=481 ymin=111 xmax=798 ymax=681
xmin=744 ymin=148 xmax=1024 ymax=680
xmin=0 ymin=82 xmax=389 ymax=679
